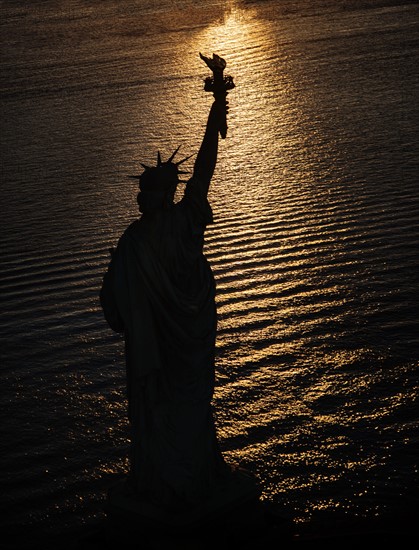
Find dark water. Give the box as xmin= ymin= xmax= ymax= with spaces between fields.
xmin=1 ymin=0 xmax=418 ymax=543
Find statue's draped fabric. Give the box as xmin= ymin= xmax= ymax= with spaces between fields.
xmin=100 ymin=178 xmax=228 ymax=507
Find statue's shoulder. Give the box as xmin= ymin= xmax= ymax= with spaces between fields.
xmin=116 ymin=219 xmax=142 ymax=248
xmin=125 ymin=218 xmax=142 ymax=235
xmin=121 ymin=219 xmax=141 ymax=239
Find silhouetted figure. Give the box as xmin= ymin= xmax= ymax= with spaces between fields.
xmin=100 ymin=54 xmax=266 ymax=531
xmin=101 ymin=97 xmax=225 ymax=501
xmin=100 ymin=91 xmax=260 ymax=526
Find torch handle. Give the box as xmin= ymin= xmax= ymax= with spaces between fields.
xmin=212 ymin=87 xmax=228 ymax=138
xmin=214 ymin=92 xmax=228 ymax=139
xmin=219 ymin=117 xmax=227 ymax=139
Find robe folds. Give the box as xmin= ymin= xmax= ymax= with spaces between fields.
xmin=100 ymin=178 xmax=230 ymax=508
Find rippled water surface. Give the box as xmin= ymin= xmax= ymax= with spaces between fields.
xmin=1 ymin=0 xmax=418 ymax=541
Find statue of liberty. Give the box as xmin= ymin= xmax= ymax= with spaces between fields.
xmin=99 ymin=54 xmax=260 ymax=529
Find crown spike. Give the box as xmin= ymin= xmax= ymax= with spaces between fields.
xmin=157 ymin=151 xmax=162 ymax=166
xmin=176 ymin=154 xmax=194 ymax=166
xmin=168 ymin=145 xmax=182 ymax=163
xmin=140 ymin=163 xmax=150 ymax=170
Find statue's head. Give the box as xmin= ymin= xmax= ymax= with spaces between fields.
xmin=130 ymin=148 xmax=191 ymax=213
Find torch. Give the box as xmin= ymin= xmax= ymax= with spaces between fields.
xmin=199 ymin=52 xmax=235 ymax=139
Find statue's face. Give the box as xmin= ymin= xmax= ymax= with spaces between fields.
xmin=137 ymin=164 xmax=179 ymax=213
xmin=137 ymin=190 xmax=172 ymax=213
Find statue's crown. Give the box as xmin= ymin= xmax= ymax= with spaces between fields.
xmin=129 ymin=147 xmax=192 ymax=191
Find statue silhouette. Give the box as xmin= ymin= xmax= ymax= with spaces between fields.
xmin=100 ymin=63 xmax=261 ymax=534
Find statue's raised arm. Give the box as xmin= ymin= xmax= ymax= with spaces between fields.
xmin=189 ymin=53 xmax=235 ymax=195
xmin=191 ymin=98 xmax=227 ymax=190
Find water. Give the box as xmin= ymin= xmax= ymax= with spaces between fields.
xmin=1 ymin=0 xmax=418 ymax=542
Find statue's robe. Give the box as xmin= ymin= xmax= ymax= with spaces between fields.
xmin=100 ymin=177 xmax=229 ymax=509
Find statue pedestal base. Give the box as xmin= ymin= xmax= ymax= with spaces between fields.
xmin=104 ymin=468 xmax=275 ymax=547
